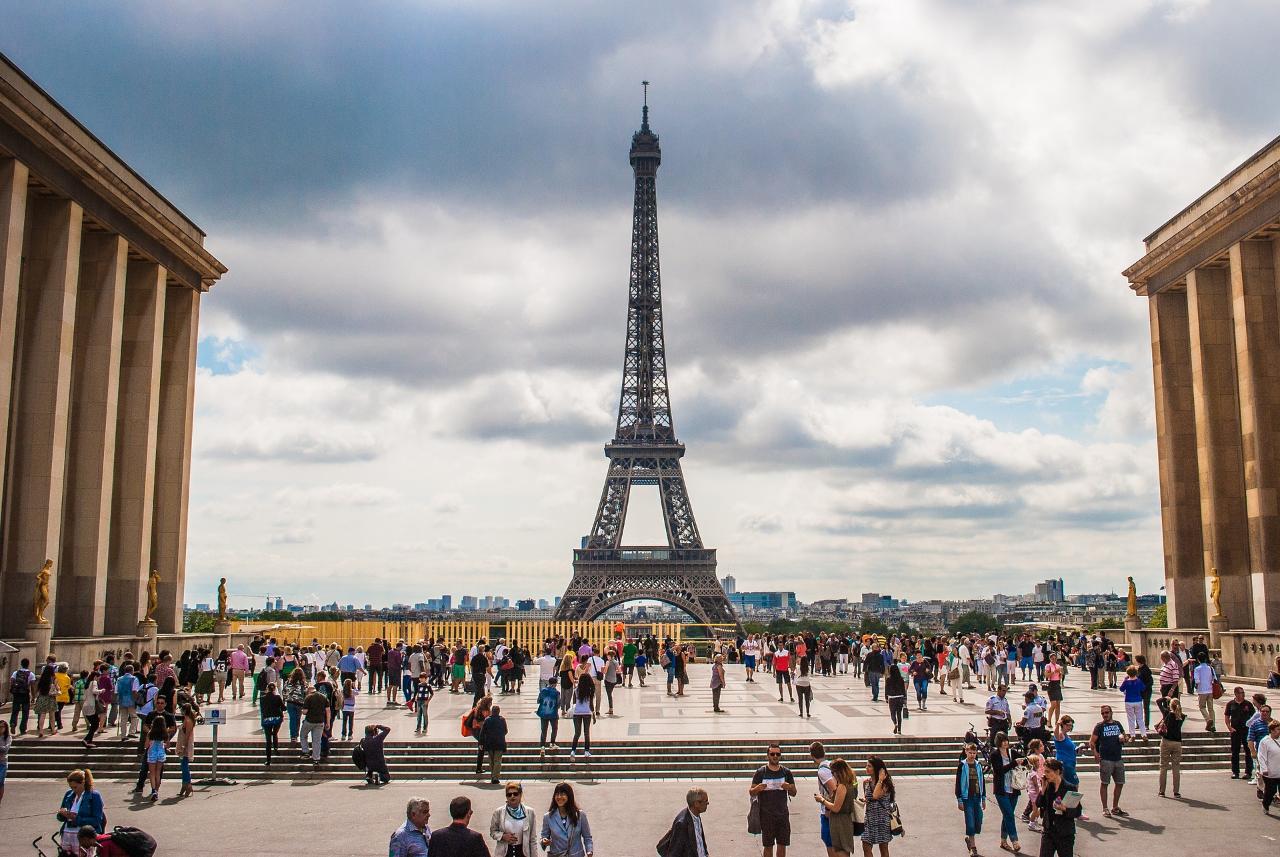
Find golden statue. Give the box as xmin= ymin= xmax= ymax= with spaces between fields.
xmin=1209 ymin=567 xmax=1223 ymax=618
xmin=217 ymin=577 xmax=228 ymax=621
xmin=1126 ymin=576 xmax=1138 ymax=618
xmin=32 ymin=559 xmax=53 ymax=625
xmin=145 ymin=568 xmax=160 ymax=621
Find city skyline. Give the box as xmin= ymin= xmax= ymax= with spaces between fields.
xmin=7 ymin=3 xmax=1279 ymax=608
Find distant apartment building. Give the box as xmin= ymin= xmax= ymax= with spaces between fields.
xmin=441 ymin=595 xmax=452 ymax=610
xmin=460 ymin=595 xmax=477 ymax=610
xmin=729 ymin=591 xmax=798 ymax=612
xmin=1034 ymin=578 xmax=1066 ymax=603
xmin=721 ymin=575 xmax=737 ymax=594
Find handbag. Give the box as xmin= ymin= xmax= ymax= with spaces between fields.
xmin=852 ymin=795 xmax=867 ymax=825
xmin=889 ymin=802 xmax=905 ymax=836
xmin=1211 ymin=679 xmax=1225 ymax=700
xmin=948 ymin=667 xmax=961 ymax=681
xmin=747 ymin=796 xmax=761 ymax=835
xmin=1011 ymin=766 xmax=1030 ymax=791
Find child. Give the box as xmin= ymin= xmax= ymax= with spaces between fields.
xmin=1023 ymin=752 xmax=1045 ymax=832
xmin=634 ymin=651 xmax=648 ymax=687
xmin=413 ymin=672 xmax=433 ymax=734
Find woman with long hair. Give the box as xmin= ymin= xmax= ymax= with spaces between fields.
xmin=539 ymin=781 xmax=593 ymax=857
xmin=194 ymin=648 xmax=216 ymax=704
xmin=284 ymin=668 xmax=307 ymax=743
xmin=795 ymin=657 xmax=814 ymax=718
xmin=570 ymin=675 xmax=594 ymax=759
xmin=259 ymin=682 xmax=285 ymax=765
xmin=33 ymin=665 xmax=58 ymax=737
xmin=175 ymin=702 xmax=197 ymax=797
xmin=884 ymin=656 xmax=907 ymax=735
xmin=1156 ymin=695 xmax=1186 ymax=798
xmin=815 ymin=757 xmax=861 ymax=856
xmin=145 ymin=708 xmax=169 ymax=801
xmin=558 ymin=651 xmax=576 ymax=716
xmin=989 ymin=732 xmax=1024 ymax=853
xmin=159 ymin=675 xmax=178 ymax=714
xmin=861 ymin=755 xmax=895 ymax=856
xmin=1044 ymin=654 xmax=1064 ymax=727
xmin=340 ymin=678 xmax=357 ymax=740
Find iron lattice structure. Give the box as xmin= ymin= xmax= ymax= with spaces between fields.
xmin=556 ymin=97 xmax=740 ymax=630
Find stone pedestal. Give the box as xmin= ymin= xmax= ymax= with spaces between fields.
xmin=1208 ymin=615 xmax=1229 ymax=649
xmin=213 ymin=619 xmax=232 ymax=635
xmin=135 ymin=619 xmax=158 ymax=650
xmin=25 ymin=622 xmax=52 ymax=664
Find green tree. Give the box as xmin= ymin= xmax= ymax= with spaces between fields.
xmin=183 ymin=611 xmax=216 ymax=633
xmin=255 ymin=610 xmax=294 ymax=622
xmin=948 ymin=611 xmax=1002 ymax=636
xmin=1145 ymin=605 xmax=1167 ymax=628
xmin=859 ymin=615 xmax=891 ymax=637
xmin=1086 ymin=617 xmax=1124 ymax=632
xmin=895 ymin=620 xmax=916 ymax=637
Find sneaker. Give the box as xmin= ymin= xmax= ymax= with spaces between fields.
xmin=1102 ymin=808 xmax=1112 ymax=818
xmin=584 ymin=750 xmax=592 ymax=757
xmin=149 ymin=792 xmax=158 ymax=802
xmin=1249 ymin=776 xmax=1258 ymax=785
xmin=1111 ymin=807 xmax=1128 ymax=817
xmin=570 ymin=751 xmax=576 ymax=759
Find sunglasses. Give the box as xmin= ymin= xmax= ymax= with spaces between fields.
xmin=506 ymin=791 xmax=522 ymax=797
xmin=768 ymin=752 xmax=781 ymax=757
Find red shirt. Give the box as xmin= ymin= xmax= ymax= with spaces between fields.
xmin=774 ymin=651 xmax=791 ymax=671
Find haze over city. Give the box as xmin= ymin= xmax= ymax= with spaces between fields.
xmin=7 ymin=1 xmax=1279 ymax=608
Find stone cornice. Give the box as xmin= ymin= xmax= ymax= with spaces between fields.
xmin=0 ymin=52 xmax=225 ymax=291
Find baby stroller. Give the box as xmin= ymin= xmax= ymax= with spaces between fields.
xmin=34 ymin=824 xmax=156 ymax=856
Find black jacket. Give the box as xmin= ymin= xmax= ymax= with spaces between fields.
xmin=1036 ymin=781 xmax=1081 ymax=840
xmin=884 ymin=666 xmax=906 ymax=697
xmin=427 ymin=822 xmax=489 ymax=857
xmin=658 ymin=807 xmax=707 ymax=857
xmin=989 ymin=748 xmax=1024 ymax=796
xmin=479 ymin=713 xmax=508 ymax=752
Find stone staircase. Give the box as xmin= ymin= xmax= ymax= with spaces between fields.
xmin=5 ymin=733 xmax=1232 ymax=782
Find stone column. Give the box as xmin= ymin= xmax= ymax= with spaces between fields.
xmin=56 ymin=233 xmax=128 ymax=636
xmin=105 ymin=260 xmax=166 ymax=634
xmin=1186 ymin=266 xmax=1252 ymax=629
xmin=152 ymin=286 xmax=199 ymax=634
xmin=1149 ymin=290 xmax=1206 ymax=627
xmin=0 ymin=159 xmax=28 ymax=519
xmin=0 ymin=197 xmax=82 ymax=637
xmin=1230 ymin=238 xmax=1280 ymax=630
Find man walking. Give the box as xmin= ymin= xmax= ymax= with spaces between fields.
xmin=749 ymin=743 xmax=796 ymax=857
xmin=985 ymin=684 xmax=1012 ymax=746
xmin=863 ymin=644 xmax=884 ymax=703
xmin=301 ymin=683 xmax=329 ymax=766
xmin=658 ymin=787 xmax=711 ymax=857
xmin=1225 ymin=687 xmax=1256 ymax=779
xmin=1089 ymin=705 xmax=1129 ymax=818
xmin=1191 ymin=654 xmax=1218 ymax=733
xmin=478 ymin=703 xmax=507 ymax=784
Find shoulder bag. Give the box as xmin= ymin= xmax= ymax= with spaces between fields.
xmin=747 ymin=796 xmax=761 ymax=835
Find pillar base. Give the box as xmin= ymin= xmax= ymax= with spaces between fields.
xmin=135 ymin=619 xmax=158 ymax=640
xmin=213 ymin=620 xmax=232 ymax=635
xmin=25 ymin=622 xmax=52 ymax=665
xmin=1208 ymin=615 xmax=1229 ymax=649
xmin=1124 ymin=614 xmax=1142 ymax=632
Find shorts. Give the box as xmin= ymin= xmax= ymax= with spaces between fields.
xmin=819 ymin=814 xmax=832 ymax=846
xmin=743 ymin=655 xmax=757 ymax=669
xmin=1098 ymin=758 xmax=1125 ymax=785
xmin=776 ymin=671 xmax=792 ymax=684
xmin=147 ymin=741 xmax=167 ymax=764
xmin=761 ymin=813 xmax=791 ymax=847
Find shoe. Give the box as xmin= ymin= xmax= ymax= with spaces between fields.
xmin=130 ymin=786 xmax=143 ymax=794
xmin=1158 ymin=792 xmax=1165 ymax=797
xmin=1000 ymin=843 xmax=1014 ymax=853
xmin=1111 ymin=807 xmax=1127 ymax=817
xmin=539 ymin=748 xmax=546 ymax=758
xmin=490 ymin=779 xmax=500 ymax=784
xmin=1232 ymin=773 xmax=1240 ymax=779
xmin=1249 ymin=777 xmax=1258 ymax=784
xmin=570 ymin=751 xmax=576 ymax=759
xmin=1173 ymin=792 xmax=1181 ymax=798
xmin=584 ymin=750 xmax=592 ymax=757
xmin=1102 ymin=808 xmax=1112 ymax=818
xmin=149 ymin=792 xmax=158 ymax=802
xmin=550 ymin=743 xmax=558 ymax=749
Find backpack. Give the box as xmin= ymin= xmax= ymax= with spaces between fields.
xmin=11 ymin=669 xmax=30 ymax=697
xmin=109 ymin=826 xmax=157 ymax=857
xmin=352 ymin=741 xmax=367 ymax=771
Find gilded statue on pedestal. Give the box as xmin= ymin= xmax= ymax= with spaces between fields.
xmin=217 ymin=577 xmax=228 ymax=621
xmin=1126 ymin=576 xmax=1138 ymax=618
xmin=145 ymin=568 xmax=160 ymax=621
xmin=32 ymin=559 xmax=53 ymax=625
xmin=1209 ymin=567 xmax=1223 ymax=618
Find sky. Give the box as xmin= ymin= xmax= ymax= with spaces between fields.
xmin=6 ymin=0 xmax=1278 ymax=610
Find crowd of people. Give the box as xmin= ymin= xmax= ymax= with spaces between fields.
xmin=4 ymin=629 xmax=1280 ymax=855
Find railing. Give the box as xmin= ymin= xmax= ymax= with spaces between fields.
xmin=574 ymin=547 xmax=716 ymax=563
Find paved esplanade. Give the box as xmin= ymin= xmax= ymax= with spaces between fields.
xmin=4 ymin=773 xmax=1275 ymax=855
xmin=24 ymin=663 xmax=1259 ymax=745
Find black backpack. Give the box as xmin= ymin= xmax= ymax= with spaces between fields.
xmin=352 ymin=741 xmax=367 ymax=771
xmin=110 ymin=826 xmax=157 ymax=857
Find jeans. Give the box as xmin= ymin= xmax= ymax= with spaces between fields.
xmin=1158 ymin=739 xmax=1181 ymax=794
xmin=301 ymin=721 xmax=324 ymax=761
xmin=1230 ymin=729 xmax=1252 ymax=778
xmin=287 ymin=702 xmax=302 ymax=740
xmin=995 ymin=793 xmax=1019 ymax=842
xmin=889 ymin=696 xmax=905 ymax=730
xmin=341 ymin=710 xmax=354 ymax=738
xmin=711 ymin=686 xmax=722 ymax=711
xmin=914 ymin=678 xmax=929 ymax=704
xmin=416 ymin=703 xmax=429 ymax=731
xmin=868 ymin=671 xmax=882 ymax=700
xmin=263 ymin=719 xmax=281 ymax=761
xmin=8 ymin=698 xmax=29 ymax=733
xmin=572 ymin=714 xmax=591 ymax=752
xmin=961 ymin=794 xmax=984 ymax=836
xmin=539 ymin=717 xmax=558 ymax=746
xmin=180 ymin=756 xmax=191 ymax=785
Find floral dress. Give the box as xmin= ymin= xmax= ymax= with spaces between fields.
xmin=861 ymin=778 xmax=893 ymax=845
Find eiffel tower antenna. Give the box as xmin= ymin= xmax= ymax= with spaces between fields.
xmin=555 ymin=92 xmax=739 ymax=631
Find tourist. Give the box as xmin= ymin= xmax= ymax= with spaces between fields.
xmin=1052 ymin=717 xmax=1079 ymax=791
xmin=1036 ymin=759 xmax=1082 ymax=856
xmin=657 ymin=786 xmax=709 ymax=857
xmin=634 ymin=648 xmax=648 ymax=687
xmin=479 ymin=703 xmax=508 ymax=784
xmin=414 ymin=671 xmax=434 ymax=733
xmin=1225 ymin=686 xmax=1256 ymax=779
xmin=815 ymin=757 xmax=860 ymax=857
xmin=863 ymin=644 xmax=883 ymax=703
xmin=259 ymin=681 xmax=284 ymax=766
xmin=541 ymin=782 xmax=593 ymax=857
xmin=338 ymin=678 xmax=357 ymax=740
xmin=301 ymin=682 xmax=329 ymax=766
xmin=774 ymin=643 xmax=795 ymax=704
xmin=142 ymin=706 xmax=170 ymax=802
xmin=884 ymin=657 xmax=906 ymax=735
xmin=536 ymin=679 xmax=560 ymax=756
xmin=570 ymin=675 xmax=594 ymax=759
xmin=602 ymin=650 xmax=622 ymax=715
xmin=795 ymin=658 xmax=813 ymax=718
xmin=429 ymin=795 xmax=490 ymax=857
xmin=362 ymin=723 xmax=392 ymax=785
xmin=985 ymin=684 xmax=1012 ymax=746
xmin=1191 ymin=653 xmax=1218 ymax=733
xmin=1258 ymin=719 xmax=1280 ymax=815
xmin=114 ymin=665 xmax=138 ymax=741
xmin=1157 ymin=651 xmax=1181 ymax=700
xmin=57 ymin=769 xmax=106 ymax=852
xmin=1118 ymin=666 xmax=1147 ymax=740
xmin=1044 ymin=655 xmax=1063 ymax=727
xmin=79 ymin=674 xmax=101 ymax=750
xmin=284 ymin=668 xmax=307 ymax=743
xmin=490 ymin=780 xmax=537 ymax=856
xmin=861 ymin=755 xmax=895 ymax=856
xmin=387 ymin=642 xmax=406 ymax=702
xmin=1021 ymin=751 xmax=1045 ymax=832
xmin=743 ymin=634 xmax=760 ymax=682
xmin=366 ymin=638 xmax=385 ymax=696
xmin=1248 ymin=704 xmax=1272 ymax=786
xmin=389 ymin=797 xmax=432 ymax=857
xmin=990 ymin=732 xmax=1024 ymax=853
xmin=956 ymin=742 xmax=986 ymax=857
xmin=33 ymin=664 xmax=58 ymax=737
xmin=909 ymin=652 xmax=931 ymax=711
xmin=1088 ymin=705 xmax=1128 ymax=817
xmin=749 ymin=742 xmax=796 ymax=857
xmin=1155 ymin=695 xmax=1185 ymax=798
xmin=7 ymin=658 xmax=32 ymax=734
xmin=811 ymin=741 xmax=835 ymax=857
xmin=537 ymin=647 xmax=558 ymax=691
xmin=0 ymin=721 xmax=10 ymax=807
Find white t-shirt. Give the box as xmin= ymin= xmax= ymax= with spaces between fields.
xmin=588 ymin=656 xmax=605 ymax=678
xmin=743 ymin=640 xmax=760 ymax=657
xmin=816 ymin=760 xmax=834 ymax=817
xmin=537 ymin=654 xmax=558 ymax=681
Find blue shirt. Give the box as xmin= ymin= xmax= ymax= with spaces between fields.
xmin=1054 ymin=735 xmax=1078 ymax=781
xmin=338 ymin=654 xmax=361 ymax=673
xmin=388 ymin=819 xmax=430 ymax=857
xmin=1119 ymin=678 xmax=1144 ymax=704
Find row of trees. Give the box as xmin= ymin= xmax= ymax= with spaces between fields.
xmin=739 ymin=611 xmax=1009 ymax=639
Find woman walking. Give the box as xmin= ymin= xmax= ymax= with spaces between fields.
xmin=1119 ymin=666 xmax=1148 ymax=740
xmin=490 ymin=780 xmax=537 ymax=857
xmin=1035 ymin=759 xmax=1081 ymax=856
xmin=540 ymin=782 xmax=593 ymax=857
xmin=144 ymin=711 xmax=168 ymax=802
xmin=956 ymin=742 xmax=986 ymax=857
xmin=284 ymin=668 xmax=307 ymax=744
xmin=990 ymin=733 xmax=1024 ymax=853
xmin=815 ymin=757 xmax=861 ymax=857
xmin=884 ymin=657 xmax=907 ymax=735
xmin=340 ymin=678 xmax=357 ymax=740
xmin=33 ymin=665 xmax=58 ymax=737
xmin=57 ymin=769 xmax=105 ymax=853
xmin=570 ymin=675 xmax=594 ymax=759
xmin=796 ymin=658 xmax=814 ymax=717
xmin=558 ymin=651 xmax=576 ymax=716
xmin=909 ymin=653 xmax=931 ymax=711
xmin=260 ymin=682 xmax=285 ymax=766
xmin=603 ymin=651 xmax=622 ymax=716
xmin=1156 ymin=696 xmax=1185 ymax=797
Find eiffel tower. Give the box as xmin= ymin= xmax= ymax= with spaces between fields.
xmin=555 ymin=87 xmax=739 ymax=630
